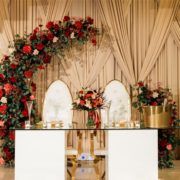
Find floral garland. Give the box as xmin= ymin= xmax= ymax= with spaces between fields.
xmin=132 ymin=81 xmax=177 ymax=168
xmin=0 ymin=16 xmax=98 ymax=166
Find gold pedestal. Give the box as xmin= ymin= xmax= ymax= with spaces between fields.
xmin=142 ymin=105 xmax=171 ymax=128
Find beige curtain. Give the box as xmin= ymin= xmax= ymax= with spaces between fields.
xmin=138 ymin=0 xmax=179 ymax=81
xmin=36 ymin=0 xmax=72 ymax=24
xmin=171 ymin=20 xmax=180 ymax=47
xmin=97 ymin=0 xmax=135 ymax=85
xmin=0 ymin=0 xmax=13 ymax=54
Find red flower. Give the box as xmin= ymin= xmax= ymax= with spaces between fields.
xmin=36 ymin=43 xmax=44 ymax=51
xmin=0 ymin=89 xmax=3 ymax=98
xmin=80 ymin=100 xmax=85 ymax=106
xmin=65 ymin=30 xmax=70 ymax=37
xmin=79 ymin=90 xmax=84 ymax=94
xmin=9 ymin=77 xmax=16 ymax=83
xmin=137 ymin=82 xmax=144 ymax=87
xmin=87 ymin=16 xmax=93 ymax=24
xmin=46 ymin=21 xmax=54 ymax=29
xmin=4 ymin=83 xmax=13 ymax=94
xmin=38 ymin=65 xmax=45 ymax=70
xmin=151 ymin=102 xmax=158 ymax=106
xmin=85 ymin=92 xmax=93 ymax=99
xmin=3 ymin=147 xmax=12 ymax=160
xmin=30 ymin=34 xmax=37 ymax=41
xmin=33 ymin=27 xmax=39 ymax=34
xmin=20 ymin=96 xmax=27 ymax=103
xmin=0 ymin=104 xmax=7 ymax=114
xmin=10 ymin=63 xmax=17 ymax=69
xmin=0 ymin=74 xmax=5 ymax=80
xmin=75 ymin=21 xmax=82 ymax=29
xmin=78 ymin=31 xmax=84 ymax=38
xmin=22 ymin=109 xmax=28 ymax=117
xmin=91 ymin=38 xmax=97 ymax=46
xmin=47 ymin=33 xmax=54 ymax=41
xmin=24 ymin=70 xmax=33 ymax=78
xmin=23 ymin=45 xmax=32 ymax=54
xmin=43 ymin=54 xmax=51 ymax=64
xmin=63 ymin=16 xmax=70 ymax=22
xmin=9 ymin=131 xmax=15 ymax=141
xmin=31 ymin=82 xmax=36 ymax=92
xmin=0 ymin=130 xmax=5 ymax=137
xmin=54 ymin=24 xmax=59 ymax=31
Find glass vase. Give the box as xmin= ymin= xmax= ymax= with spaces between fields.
xmin=86 ymin=110 xmax=100 ymax=129
xmin=26 ymin=101 xmax=33 ymax=128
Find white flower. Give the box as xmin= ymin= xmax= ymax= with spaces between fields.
xmin=53 ymin=36 xmax=58 ymax=43
xmin=91 ymin=93 xmax=96 ymax=99
xmin=0 ymin=97 xmax=7 ymax=103
xmin=70 ymin=32 xmax=75 ymax=39
xmin=85 ymin=100 xmax=92 ymax=109
xmin=152 ymin=92 xmax=159 ymax=98
xmin=75 ymin=99 xmax=80 ymax=104
xmin=33 ymin=49 xmax=39 ymax=55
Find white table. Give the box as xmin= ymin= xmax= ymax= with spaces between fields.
xmin=15 ymin=129 xmax=158 ymax=180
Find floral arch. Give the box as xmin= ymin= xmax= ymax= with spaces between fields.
xmin=0 ymin=16 xmax=98 ymax=166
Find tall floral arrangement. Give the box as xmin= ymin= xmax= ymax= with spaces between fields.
xmin=0 ymin=16 xmax=98 ymax=166
xmin=72 ymin=88 xmax=104 ymax=127
xmin=132 ymin=81 xmax=177 ymax=168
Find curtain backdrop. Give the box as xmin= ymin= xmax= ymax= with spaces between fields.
xmin=0 ymin=0 xmax=180 ymax=156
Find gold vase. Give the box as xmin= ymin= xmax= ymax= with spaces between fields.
xmin=142 ymin=105 xmax=172 ymax=128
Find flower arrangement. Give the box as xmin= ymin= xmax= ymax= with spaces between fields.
xmin=72 ymin=88 xmax=104 ymax=127
xmin=132 ymin=81 xmax=177 ymax=168
xmin=0 ymin=16 xmax=98 ymax=166
xmin=73 ymin=88 xmax=104 ymax=111
xmin=132 ymin=81 xmax=173 ymax=112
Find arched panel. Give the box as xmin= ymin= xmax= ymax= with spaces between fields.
xmin=102 ymin=80 xmax=131 ymax=123
xmin=43 ymin=80 xmax=73 ymax=127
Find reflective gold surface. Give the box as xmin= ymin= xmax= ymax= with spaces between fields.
xmin=142 ymin=105 xmax=172 ymax=128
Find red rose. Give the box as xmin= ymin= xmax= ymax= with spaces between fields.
xmin=38 ymin=65 xmax=45 ymax=70
xmin=47 ymin=33 xmax=54 ymax=41
xmin=80 ymin=100 xmax=85 ymax=106
xmin=54 ymin=24 xmax=59 ymax=31
xmin=21 ymin=96 xmax=27 ymax=103
xmin=33 ymin=27 xmax=39 ymax=34
xmin=24 ymin=70 xmax=33 ymax=78
xmin=10 ymin=63 xmax=17 ymax=69
xmin=75 ymin=21 xmax=82 ymax=29
xmin=30 ymin=34 xmax=37 ymax=41
xmin=0 ymin=130 xmax=5 ymax=137
xmin=79 ymin=90 xmax=83 ymax=94
xmin=22 ymin=109 xmax=28 ymax=117
xmin=3 ymin=147 xmax=12 ymax=160
xmin=0 ymin=104 xmax=7 ymax=114
xmin=0 ymin=74 xmax=5 ymax=80
xmin=85 ymin=93 xmax=93 ymax=99
xmin=23 ymin=45 xmax=32 ymax=54
xmin=137 ymin=82 xmax=144 ymax=87
xmin=31 ymin=82 xmax=36 ymax=92
xmin=150 ymin=102 xmax=158 ymax=106
xmin=4 ymin=83 xmax=13 ymax=94
xmin=91 ymin=38 xmax=97 ymax=46
xmin=65 ymin=30 xmax=70 ymax=37
xmin=9 ymin=131 xmax=15 ymax=141
xmin=63 ymin=16 xmax=70 ymax=22
xmin=78 ymin=31 xmax=84 ymax=37
xmin=43 ymin=54 xmax=51 ymax=64
xmin=46 ymin=21 xmax=54 ymax=29
xmin=9 ymin=77 xmax=16 ymax=83
xmin=0 ymin=89 xmax=3 ymax=98
xmin=87 ymin=16 xmax=93 ymax=24
xmin=36 ymin=43 xmax=44 ymax=51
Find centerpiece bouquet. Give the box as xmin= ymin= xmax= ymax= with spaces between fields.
xmin=132 ymin=81 xmax=177 ymax=168
xmin=72 ymin=88 xmax=104 ymax=128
